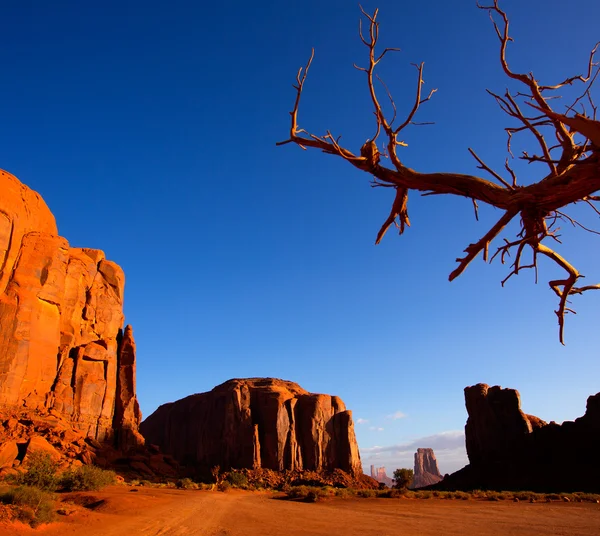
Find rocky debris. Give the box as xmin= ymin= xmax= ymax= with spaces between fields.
xmin=369 ymin=465 xmax=394 ymax=487
xmin=0 ymin=170 xmax=142 ymax=450
xmin=140 ymin=378 xmax=363 ymax=477
xmin=437 ymin=384 xmax=600 ymax=492
xmin=0 ymin=407 xmax=179 ymax=480
xmin=412 ymin=448 xmax=442 ymax=488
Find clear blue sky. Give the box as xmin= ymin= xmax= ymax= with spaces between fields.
xmin=1 ymin=0 xmax=599 ymax=474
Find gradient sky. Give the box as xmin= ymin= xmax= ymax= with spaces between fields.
xmin=1 ymin=0 xmax=599 ymax=475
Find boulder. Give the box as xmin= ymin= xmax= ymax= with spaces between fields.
xmin=140 ymin=378 xmax=363 ymax=476
xmin=25 ymin=435 xmax=61 ymax=462
xmin=0 ymin=441 xmax=18 ymax=469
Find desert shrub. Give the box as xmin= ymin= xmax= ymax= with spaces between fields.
xmin=486 ymin=491 xmax=500 ymax=501
xmin=334 ymin=488 xmax=355 ymax=499
xmin=306 ymin=488 xmax=328 ymax=502
xmin=60 ymin=465 xmax=116 ymax=491
xmin=513 ymin=491 xmax=535 ymax=502
xmin=0 ymin=485 xmax=55 ymax=527
xmin=453 ymin=491 xmax=470 ymax=500
xmin=217 ymin=481 xmax=231 ymax=492
xmin=358 ymin=489 xmax=377 ymax=498
xmin=287 ymin=485 xmax=329 ymax=502
xmin=573 ymin=492 xmax=600 ymax=503
xmin=14 ymin=452 xmax=60 ymax=491
xmin=287 ymin=485 xmax=310 ymax=499
xmin=226 ymin=472 xmax=249 ymax=488
xmin=176 ymin=478 xmax=195 ymax=490
xmin=414 ymin=491 xmax=433 ymax=499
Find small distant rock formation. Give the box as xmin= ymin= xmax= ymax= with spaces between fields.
xmin=370 ymin=465 xmax=393 ymax=487
xmin=438 ymin=383 xmax=600 ymax=492
xmin=141 ymin=378 xmax=362 ymax=476
xmin=412 ymin=448 xmax=442 ymax=488
xmin=0 ymin=170 xmax=144 ymax=474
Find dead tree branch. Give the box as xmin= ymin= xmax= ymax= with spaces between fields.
xmin=278 ymin=2 xmax=600 ymax=343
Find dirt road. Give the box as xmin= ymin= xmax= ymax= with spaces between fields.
xmin=3 ymin=487 xmax=600 ymax=535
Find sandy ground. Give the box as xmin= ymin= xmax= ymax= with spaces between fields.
xmin=2 ymin=486 xmax=600 ymax=536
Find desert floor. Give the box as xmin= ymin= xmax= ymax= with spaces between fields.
xmin=2 ymin=486 xmax=600 ymax=536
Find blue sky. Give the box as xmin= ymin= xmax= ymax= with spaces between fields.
xmin=1 ymin=0 xmax=599 ymax=475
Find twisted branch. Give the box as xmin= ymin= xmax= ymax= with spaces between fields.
xmin=278 ymin=2 xmax=600 ymax=343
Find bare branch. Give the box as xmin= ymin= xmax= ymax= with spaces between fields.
xmin=449 ymin=210 xmax=518 ymax=281
xmin=278 ymin=3 xmax=600 ymax=343
xmin=375 ymin=187 xmax=410 ymax=244
xmin=468 ymin=148 xmax=513 ymax=189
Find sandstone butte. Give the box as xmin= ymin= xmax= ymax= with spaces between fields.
xmin=0 ymin=169 xmax=145 ymax=473
xmin=140 ymin=378 xmax=363 ymax=477
xmin=412 ymin=447 xmax=442 ymax=489
xmin=438 ymin=383 xmax=600 ymax=492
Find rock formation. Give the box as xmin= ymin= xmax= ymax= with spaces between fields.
xmin=438 ymin=383 xmax=600 ymax=492
xmin=140 ymin=378 xmax=362 ymax=476
xmin=370 ymin=465 xmax=393 ymax=487
xmin=412 ymin=448 xmax=442 ymax=488
xmin=0 ymin=170 xmax=143 ymax=460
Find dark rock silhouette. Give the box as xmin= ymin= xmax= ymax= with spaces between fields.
xmin=438 ymin=383 xmax=600 ymax=492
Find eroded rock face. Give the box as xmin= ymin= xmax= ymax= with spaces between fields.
xmin=412 ymin=448 xmax=442 ymax=488
xmin=140 ymin=378 xmax=362 ymax=476
xmin=438 ymin=383 xmax=600 ymax=492
xmin=0 ymin=169 xmax=142 ymax=449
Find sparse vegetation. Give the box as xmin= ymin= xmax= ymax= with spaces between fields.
xmin=226 ymin=472 xmax=249 ymax=489
xmin=176 ymin=478 xmax=196 ymax=490
xmin=60 ymin=465 xmax=117 ymax=491
xmin=12 ymin=452 xmax=60 ymax=491
xmin=0 ymin=485 xmax=55 ymax=527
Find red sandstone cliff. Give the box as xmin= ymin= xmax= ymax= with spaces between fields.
xmin=140 ymin=378 xmax=362 ymax=476
xmin=0 ymin=170 xmax=143 ymax=450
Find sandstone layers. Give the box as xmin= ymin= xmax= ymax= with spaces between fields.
xmin=0 ymin=170 xmax=143 ymax=452
xmin=141 ymin=378 xmax=362 ymax=476
xmin=412 ymin=448 xmax=442 ymax=488
xmin=440 ymin=383 xmax=600 ymax=492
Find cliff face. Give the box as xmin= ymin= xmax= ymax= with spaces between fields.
xmin=140 ymin=378 xmax=362 ymax=475
xmin=0 ymin=169 xmax=142 ymax=449
xmin=412 ymin=448 xmax=442 ymax=488
xmin=439 ymin=383 xmax=600 ymax=492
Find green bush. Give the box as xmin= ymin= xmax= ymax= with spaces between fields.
xmin=60 ymin=465 xmax=116 ymax=491
xmin=14 ymin=452 xmax=60 ymax=491
xmin=176 ymin=478 xmax=195 ymax=490
xmin=0 ymin=485 xmax=55 ymax=527
xmin=226 ymin=472 xmax=249 ymax=488
xmin=392 ymin=468 xmax=414 ymax=490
